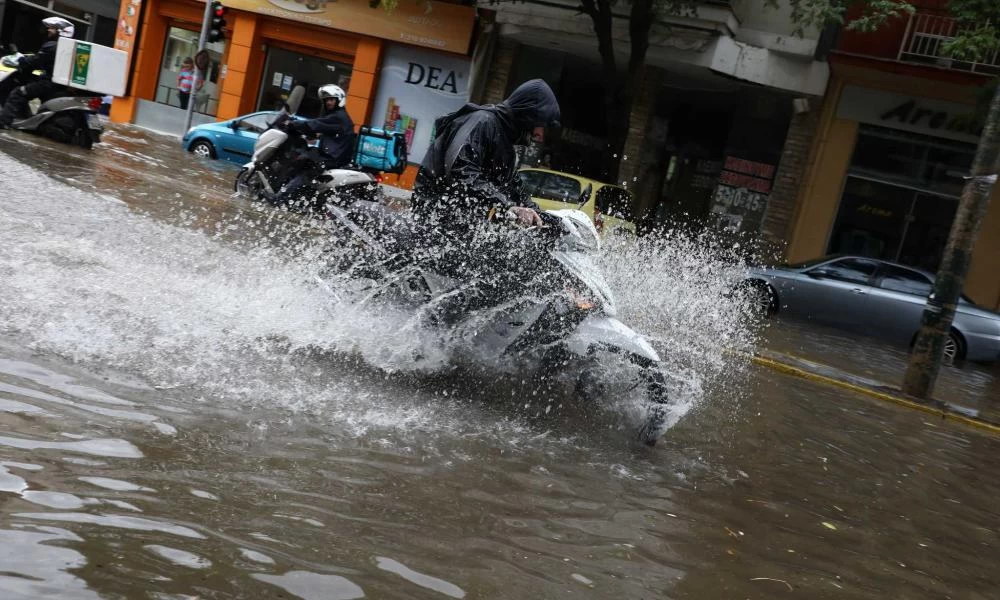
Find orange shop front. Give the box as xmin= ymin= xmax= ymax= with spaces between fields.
xmin=110 ymin=0 xmax=476 ymax=143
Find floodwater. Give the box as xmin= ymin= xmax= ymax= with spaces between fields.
xmin=2 ymin=126 xmax=1000 ymax=599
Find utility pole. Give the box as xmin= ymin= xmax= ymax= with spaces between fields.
xmin=182 ymin=0 xmax=213 ymax=135
xmin=901 ymin=83 xmax=1000 ymax=400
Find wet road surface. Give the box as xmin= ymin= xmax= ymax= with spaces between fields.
xmin=2 ymin=125 xmax=999 ymax=599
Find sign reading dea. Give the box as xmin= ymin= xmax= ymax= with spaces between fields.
xmin=837 ymin=85 xmax=982 ymax=144
xmin=371 ymin=45 xmax=470 ymax=165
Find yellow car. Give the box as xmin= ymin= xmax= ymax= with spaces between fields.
xmin=517 ymin=167 xmax=636 ymax=235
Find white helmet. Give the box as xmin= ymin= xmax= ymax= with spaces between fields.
xmin=318 ymin=84 xmax=346 ymax=106
xmin=43 ymin=16 xmax=75 ymax=38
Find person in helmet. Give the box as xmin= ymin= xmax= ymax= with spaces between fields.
xmin=0 ymin=16 xmax=73 ymax=129
xmin=410 ymin=79 xmax=564 ymax=324
xmin=277 ymin=84 xmax=356 ymax=205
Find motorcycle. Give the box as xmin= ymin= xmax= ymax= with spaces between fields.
xmin=316 ymin=195 xmax=674 ymax=446
xmin=1 ymin=52 xmax=103 ymax=149
xmin=234 ymin=85 xmax=406 ymax=214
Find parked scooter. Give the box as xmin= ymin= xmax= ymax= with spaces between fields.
xmin=0 ymin=52 xmax=103 ymax=149
xmin=317 ymin=193 xmax=674 ymax=445
xmin=234 ymin=85 xmax=406 ymax=213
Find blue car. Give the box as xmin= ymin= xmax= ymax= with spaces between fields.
xmin=182 ymin=111 xmax=303 ymax=163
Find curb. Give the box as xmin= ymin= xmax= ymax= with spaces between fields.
xmin=751 ymin=352 xmax=1000 ymax=437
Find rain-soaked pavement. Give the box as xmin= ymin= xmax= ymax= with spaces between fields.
xmin=1 ymin=124 xmax=1000 ymax=599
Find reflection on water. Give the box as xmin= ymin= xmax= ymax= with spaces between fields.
xmin=1 ymin=128 xmax=999 ymax=599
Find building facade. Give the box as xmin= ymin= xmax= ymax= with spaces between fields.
xmin=786 ymin=0 xmax=1000 ymax=310
xmin=476 ymin=0 xmax=831 ymax=242
xmin=109 ymin=0 xmax=478 ymax=176
xmin=0 ymin=0 xmax=120 ymax=50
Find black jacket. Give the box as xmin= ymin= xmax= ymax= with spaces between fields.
xmin=18 ymin=39 xmax=57 ymax=79
xmin=296 ymin=107 xmax=355 ymax=167
xmin=413 ymin=79 xmax=561 ymax=226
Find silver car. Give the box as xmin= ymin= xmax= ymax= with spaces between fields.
xmin=744 ymin=255 xmax=1000 ymax=363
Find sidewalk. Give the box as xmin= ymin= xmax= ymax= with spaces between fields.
xmin=752 ymin=348 xmax=1000 ymax=436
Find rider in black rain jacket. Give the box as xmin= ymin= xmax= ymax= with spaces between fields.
xmin=413 ymin=79 xmax=562 ymax=232
xmin=411 ymin=79 xmax=563 ymax=323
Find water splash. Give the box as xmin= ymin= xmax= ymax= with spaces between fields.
xmin=0 ymin=153 xmax=761 ymax=444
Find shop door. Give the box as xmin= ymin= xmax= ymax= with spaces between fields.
xmin=896 ymin=192 xmax=958 ymax=271
xmin=257 ymin=47 xmax=352 ymax=119
xmin=829 ymin=177 xmax=911 ymax=260
xmin=829 ymin=178 xmax=957 ymax=272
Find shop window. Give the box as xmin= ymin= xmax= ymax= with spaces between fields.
xmin=155 ymin=26 xmax=225 ymax=115
xmin=257 ymin=47 xmax=352 ymax=119
xmin=830 ymin=123 xmax=969 ymax=271
xmin=849 ymin=125 xmax=975 ymax=198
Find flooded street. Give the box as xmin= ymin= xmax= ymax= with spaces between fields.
xmin=2 ymin=128 xmax=1000 ymax=599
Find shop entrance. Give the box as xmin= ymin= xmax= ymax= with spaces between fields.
xmin=155 ymin=25 xmax=225 ymax=116
xmin=827 ymin=124 xmax=975 ymax=271
xmin=828 ymin=177 xmax=957 ymax=270
xmin=256 ymin=46 xmax=352 ymax=119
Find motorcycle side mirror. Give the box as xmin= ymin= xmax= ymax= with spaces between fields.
xmin=577 ymin=184 xmax=593 ymax=208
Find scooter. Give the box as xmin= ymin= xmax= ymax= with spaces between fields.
xmin=1 ymin=53 xmax=102 ymax=149
xmin=234 ymin=86 xmax=406 ymax=214
xmin=317 ymin=195 xmax=674 ymax=445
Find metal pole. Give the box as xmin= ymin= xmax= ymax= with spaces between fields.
xmin=182 ymin=0 xmax=213 ymax=134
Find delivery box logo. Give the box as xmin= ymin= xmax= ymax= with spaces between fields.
xmin=72 ymin=43 xmax=92 ymax=86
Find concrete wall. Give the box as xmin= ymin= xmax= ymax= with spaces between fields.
xmin=760 ymin=104 xmax=820 ymax=250
xmin=733 ymin=0 xmax=821 ymax=40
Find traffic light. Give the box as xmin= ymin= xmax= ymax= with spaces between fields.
xmin=208 ymin=1 xmax=226 ymax=43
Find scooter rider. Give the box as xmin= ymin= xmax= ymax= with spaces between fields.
xmin=412 ymin=78 xmax=560 ymax=230
xmin=411 ymin=79 xmax=563 ymax=322
xmin=0 ymin=16 xmax=73 ymax=129
xmin=277 ymin=84 xmax=355 ymax=203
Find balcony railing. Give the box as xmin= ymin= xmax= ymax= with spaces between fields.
xmin=898 ymin=12 xmax=1000 ymax=75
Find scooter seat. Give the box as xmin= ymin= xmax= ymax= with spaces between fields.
xmin=38 ymin=97 xmax=92 ymax=113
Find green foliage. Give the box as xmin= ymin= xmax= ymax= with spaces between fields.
xmin=769 ymin=0 xmax=999 ymax=63
xmin=765 ymin=0 xmax=915 ymax=35
xmin=942 ymin=0 xmax=1000 ymax=61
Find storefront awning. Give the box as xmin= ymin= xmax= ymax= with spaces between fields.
xmin=211 ymin=0 xmax=476 ymax=55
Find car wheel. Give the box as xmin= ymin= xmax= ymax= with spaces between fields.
xmin=189 ymin=139 xmax=215 ymax=159
xmin=943 ymin=330 xmax=965 ymax=365
xmin=740 ymin=280 xmax=776 ymax=316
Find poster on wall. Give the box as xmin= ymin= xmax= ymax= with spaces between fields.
xmin=371 ymin=45 xmax=471 ymax=165
xmin=113 ymin=0 xmax=143 ymax=93
xmin=709 ymin=156 xmax=777 ymax=234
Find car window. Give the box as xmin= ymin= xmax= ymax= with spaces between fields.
xmin=535 ymin=174 xmax=582 ymax=203
xmin=241 ymin=114 xmax=272 ymax=131
xmin=810 ymin=258 xmax=878 ymax=284
xmin=596 ymin=186 xmax=633 ymax=218
xmin=878 ymin=265 xmax=933 ymax=296
xmin=784 ymin=255 xmax=845 ymax=270
xmin=518 ymin=170 xmax=547 ymax=196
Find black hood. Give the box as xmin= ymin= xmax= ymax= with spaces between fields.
xmin=502 ymin=79 xmax=561 ymax=132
